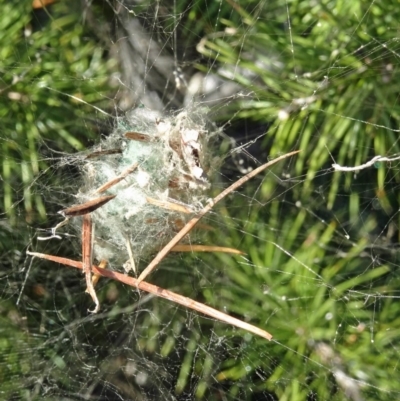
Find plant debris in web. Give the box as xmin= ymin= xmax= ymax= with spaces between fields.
xmin=70 ymin=107 xmax=219 ymax=272
xmin=30 ymin=104 xmax=299 ymax=340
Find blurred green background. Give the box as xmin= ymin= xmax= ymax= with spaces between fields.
xmin=1 ymin=0 xmax=400 ymax=400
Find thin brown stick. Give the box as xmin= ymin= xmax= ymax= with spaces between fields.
xmin=60 ymin=162 xmax=138 ymax=217
xmin=61 ymin=195 xmax=116 ymax=217
xmin=171 ymin=244 xmax=244 ymax=255
xmin=146 ymin=197 xmax=194 ymax=214
xmin=82 ymin=214 xmax=99 ymax=313
xmin=137 ymin=150 xmax=300 ymax=283
xmin=124 ymin=132 xmax=152 ymax=142
xmin=27 ymin=251 xmax=272 ymax=341
xmin=95 ymin=162 xmax=139 ymax=194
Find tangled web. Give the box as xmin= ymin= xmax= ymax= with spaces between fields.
xmin=2 ymin=0 xmax=400 ymax=400
xmin=73 ymin=108 xmax=217 ymax=270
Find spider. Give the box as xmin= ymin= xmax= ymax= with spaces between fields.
xmin=27 ymin=112 xmax=299 ymax=341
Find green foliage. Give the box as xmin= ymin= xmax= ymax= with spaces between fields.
xmin=0 ymin=0 xmax=112 ymax=224
xmin=198 ymin=0 xmax=400 ymax=216
xmin=184 ymin=0 xmax=400 ymax=399
xmin=0 ymin=300 xmax=42 ymax=398
xmin=2 ymin=0 xmax=400 ymax=400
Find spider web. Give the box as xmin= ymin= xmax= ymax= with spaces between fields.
xmin=1 ymin=0 xmax=400 ymax=400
